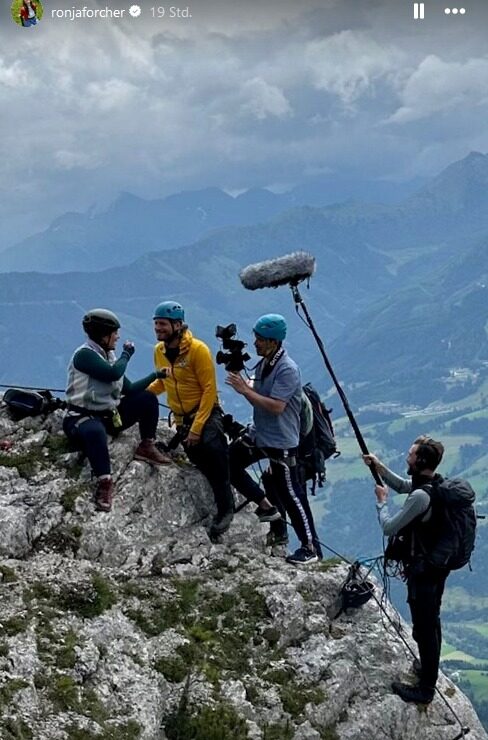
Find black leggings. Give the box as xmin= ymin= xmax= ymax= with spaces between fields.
xmin=262 ymin=468 xmax=323 ymax=557
xmin=229 ymin=440 xmax=315 ymax=548
xmin=63 ymin=390 xmax=159 ymax=477
xmin=407 ymin=565 xmax=448 ymax=689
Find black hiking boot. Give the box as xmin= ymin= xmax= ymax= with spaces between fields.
xmin=392 ymin=681 xmax=434 ymax=704
xmin=255 ymin=505 xmax=281 ymax=523
xmin=209 ymin=510 xmax=234 ymax=539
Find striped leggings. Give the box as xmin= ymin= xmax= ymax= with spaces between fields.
xmin=229 ymin=441 xmax=314 ymax=548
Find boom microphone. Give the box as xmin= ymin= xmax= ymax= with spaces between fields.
xmin=239 ymin=251 xmax=316 ymax=290
xmin=237 ymin=248 xmax=384 ymax=486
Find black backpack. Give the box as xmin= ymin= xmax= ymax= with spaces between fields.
xmin=419 ymin=477 xmax=477 ymax=570
xmin=2 ymin=388 xmax=65 ymax=421
xmin=386 ymin=476 xmax=477 ymax=571
xmin=297 ymin=382 xmax=339 ymax=492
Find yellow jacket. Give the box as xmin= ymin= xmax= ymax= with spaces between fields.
xmin=148 ymin=329 xmax=218 ymax=436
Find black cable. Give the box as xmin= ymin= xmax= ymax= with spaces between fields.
xmin=0 ymin=382 xmax=171 ymax=411
xmin=0 ymin=382 xmax=65 ymax=393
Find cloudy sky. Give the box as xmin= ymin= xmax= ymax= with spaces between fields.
xmin=1 ymin=0 xmax=487 ymax=248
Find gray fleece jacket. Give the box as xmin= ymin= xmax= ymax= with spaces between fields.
xmin=376 ymin=466 xmax=433 ymax=536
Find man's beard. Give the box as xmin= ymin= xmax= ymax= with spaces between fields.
xmin=157 ymin=328 xmax=179 ymax=344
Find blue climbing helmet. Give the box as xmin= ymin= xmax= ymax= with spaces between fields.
xmin=253 ymin=314 xmax=287 ymax=341
xmin=153 ymin=301 xmax=185 ymax=321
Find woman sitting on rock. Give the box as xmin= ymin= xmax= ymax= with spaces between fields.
xmin=63 ymin=308 xmax=171 ymax=512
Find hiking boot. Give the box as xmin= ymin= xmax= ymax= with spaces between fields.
xmin=134 ymin=439 xmax=172 ymax=466
xmin=286 ymin=546 xmax=318 ymax=565
xmin=255 ymin=505 xmax=282 ymax=523
xmin=209 ymin=510 xmax=234 ymax=537
xmin=265 ymin=530 xmax=289 ymax=547
xmin=95 ymin=477 xmax=114 ymax=512
xmin=391 ymin=681 xmax=434 ymax=704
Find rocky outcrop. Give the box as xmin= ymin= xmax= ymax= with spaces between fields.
xmin=0 ymin=406 xmax=486 ymax=740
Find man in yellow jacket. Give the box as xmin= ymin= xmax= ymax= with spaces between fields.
xmin=148 ymin=301 xmax=234 ymax=538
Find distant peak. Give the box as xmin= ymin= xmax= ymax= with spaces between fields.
xmin=465 ymin=151 xmax=486 ymax=161
xmin=110 ymin=192 xmax=145 ymax=211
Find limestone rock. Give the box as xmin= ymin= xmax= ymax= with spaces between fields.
xmin=0 ymin=405 xmax=486 ymax=740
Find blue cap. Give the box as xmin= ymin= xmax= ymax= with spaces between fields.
xmin=253 ymin=314 xmax=287 ymax=341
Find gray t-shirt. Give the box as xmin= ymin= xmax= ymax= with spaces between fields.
xmin=253 ymin=350 xmax=301 ymax=449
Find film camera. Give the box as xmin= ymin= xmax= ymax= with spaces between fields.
xmin=215 ymin=323 xmax=250 ymax=372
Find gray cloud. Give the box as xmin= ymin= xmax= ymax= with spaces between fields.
xmin=388 ymin=55 xmax=488 ymax=123
xmin=0 ymin=0 xmax=487 ymax=248
xmin=305 ymin=30 xmax=403 ymax=107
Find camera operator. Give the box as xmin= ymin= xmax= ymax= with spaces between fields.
xmin=226 ymin=314 xmax=318 ymax=565
xmin=148 ymin=301 xmax=234 ymax=539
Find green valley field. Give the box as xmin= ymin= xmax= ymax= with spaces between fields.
xmin=312 ymin=376 xmax=488 ymax=727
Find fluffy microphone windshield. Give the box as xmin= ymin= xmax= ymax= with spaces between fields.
xmin=239 ymin=251 xmax=316 ymax=290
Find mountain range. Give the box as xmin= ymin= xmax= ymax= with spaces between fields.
xmin=0 ymin=173 xmax=427 ymax=274
xmin=0 ymin=151 xmax=487 ymax=411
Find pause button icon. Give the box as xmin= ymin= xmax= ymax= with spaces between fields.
xmin=414 ymin=2 xmax=425 ymax=18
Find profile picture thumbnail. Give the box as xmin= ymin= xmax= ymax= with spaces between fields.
xmin=12 ymin=0 xmax=44 ymax=27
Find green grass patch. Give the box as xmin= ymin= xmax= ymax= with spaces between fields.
xmin=0 ymin=716 xmax=33 ymax=739
xmin=65 ymin=721 xmax=140 ymax=740
xmin=261 ymin=626 xmax=280 ymax=647
xmin=154 ymin=655 xmax=188 ymax=683
xmin=443 ymin=587 xmax=488 ymax=612
xmin=164 ymin=702 xmax=248 ymax=740
xmin=0 ymin=565 xmax=18 ymax=584
xmin=54 ymin=629 xmax=79 ymax=669
xmin=0 ymin=678 xmax=29 ymax=707
xmin=56 ymin=573 xmax=118 ymax=618
xmin=61 ymin=484 xmax=88 ymax=512
xmin=317 ymin=557 xmax=343 ymax=572
xmin=48 ymin=674 xmax=80 ymax=712
xmin=262 ymin=721 xmax=294 ymax=739
xmin=235 ymin=582 xmax=268 ymax=619
xmin=280 ymin=683 xmax=326 ymax=717
xmin=469 ymin=624 xmax=488 ymax=638
xmin=0 ymin=434 xmax=80 ymax=480
xmin=2 ymin=615 xmax=30 ymax=636
xmin=47 ymin=677 xmax=111 ymax=725
xmin=130 ymin=579 xmax=271 ymax=682
xmin=126 ymin=578 xmax=200 ymax=636
xmin=441 ymin=649 xmax=481 ymax=664
xmin=263 ymin=666 xmax=294 ymax=685
xmin=0 ymin=451 xmax=40 ymax=479
xmin=459 ymin=669 xmax=488 ymax=704
xmin=44 ymin=434 xmax=72 ymax=461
